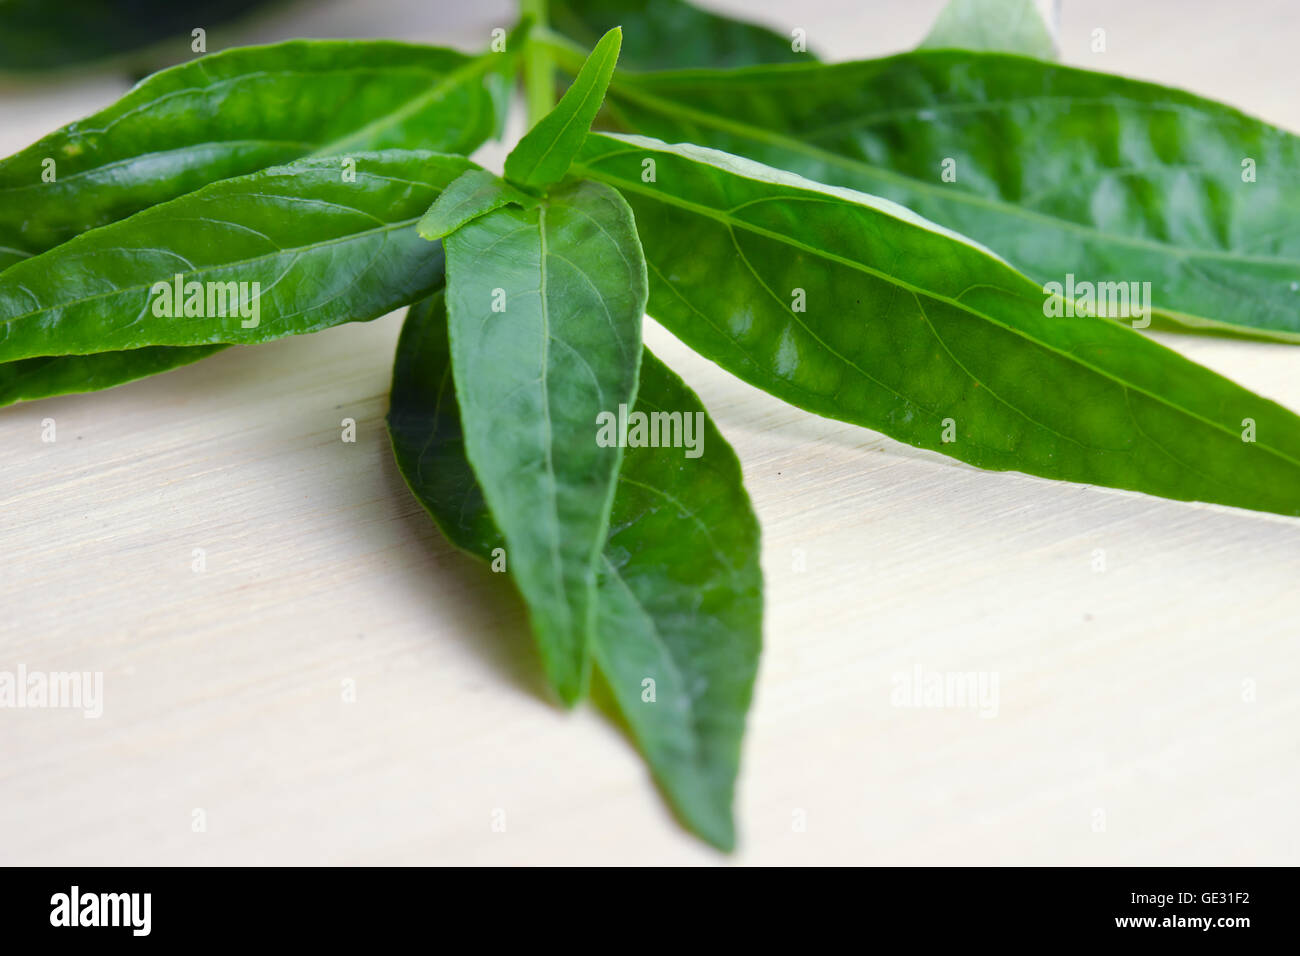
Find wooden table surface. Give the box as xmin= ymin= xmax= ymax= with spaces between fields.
xmin=2 ymin=0 xmax=1298 ymax=865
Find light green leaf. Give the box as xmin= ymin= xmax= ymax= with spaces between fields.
xmin=549 ymin=0 xmax=815 ymax=70
xmin=580 ymin=52 xmax=1300 ymax=341
xmin=920 ymin=0 xmax=1057 ymax=59
xmin=0 ymin=150 xmax=473 ymax=364
xmin=388 ymin=294 xmax=762 ymax=850
xmin=505 ymin=27 xmax=622 ymax=192
xmin=443 ymin=179 xmax=647 ymax=703
xmin=418 ymin=169 xmax=540 ymax=241
xmin=574 ymin=132 xmax=1300 ymax=516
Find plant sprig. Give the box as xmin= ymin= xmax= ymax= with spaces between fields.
xmin=1 ymin=0 xmax=1296 ymax=850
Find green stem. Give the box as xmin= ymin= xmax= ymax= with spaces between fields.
xmin=520 ymin=0 xmax=554 ymax=127
xmin=533 ymin=26 xmax=590 ymax=72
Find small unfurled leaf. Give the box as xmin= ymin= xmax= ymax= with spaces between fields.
xmin=442 ymin=179 xmax=646 ymax=703
xmin=418 ymin=169 xmax=540 ymax=241
xmin=550 ymin=0 xmax=816 ymax=70
xmin=505 ymin=27 xmax=622 ymax=192
xmin=588 ymin=53 xmax=1300 ymax=341
xmin=0 ymin=39 xmax=507 ymax=272
xmin=920 ymin=0 xmax=1057 ymax=59
xmin=574 ymin=133 xmax=1300 ymax=517
xmin=388 ymin=295 xmax=762 ymax=850
xmin=0 ymin=150 xmax=472 ymax=363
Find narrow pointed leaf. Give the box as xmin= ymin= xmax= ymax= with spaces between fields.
xmin=578 ymin=52 xmax=1300 ymax=341
xmin=0 ymin=346 xmax=228 ymax=407
xmin=550 ymin=0 xmax=815 ymax=70
xmin=575 ymin=133 xmax=1300 ymax=516
xmin=418 ymin=169 xmax=539 ymax=241
xmin=388 ymin=295 xmax=761 ymax=850
xmin=0 ymin=150 xmax=473 ymax=362
xmin=443 ymin=180 xmax=646 ymax=703
xmin=0 ymin=39 xmax=508 ymax=272
xmin=920 ymin=0 xmax=1057 ymax=58
xmin=505 ymin=27 xmax=622 ymax=192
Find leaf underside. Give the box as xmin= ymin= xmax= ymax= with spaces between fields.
xmin=388 ymin=294 xmax=762 ymax=850
xmin=920 ymin=0 xmax=1057 ymax=59
xmin=442 ymin=179 xmax=647 ymax=703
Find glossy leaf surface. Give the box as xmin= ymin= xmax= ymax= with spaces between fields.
xmin=0 ymin=150 xmax=472 ymax=362
xmin=0 ymin=39 xmax=506 ymax=272
xmin=388 ymin=295 xmax=761 ymax=850
xmin=574 ymin=133 xmax=1300 ymax=516
xmin=443 ymin=180 xmax=646 ymax=703
xmin=583 ymin=52 xmax=1300 ymax=340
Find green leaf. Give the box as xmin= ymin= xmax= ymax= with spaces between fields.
xmin=0 ymin=39 xmax=507 ymax=272
xmin=574 ymin=133 xmax=1300 ymax=517
xmin=919 ymin=0 xmax=1057 ymax=59
xmin=549 ymin=0 xmax=815 ymax=70
xmin=0 ymin=346 xmax=228 ymax=407
xmin=0 ymin=150 xmax=473 ymax=363
xmin=417 ymin=169 xmax=539 ymax=241
xmin=505 ymin=27 xmax=622 ymax=192
xmin=388 ymin=294 xmax=762 ymax=851
xmin=442 ymin=180 xmax=646 ymax=704
xmin=584 ymin=52 xmax=1300 ymax=341
xmin=0 ymin=0 xmax=274 ymax=71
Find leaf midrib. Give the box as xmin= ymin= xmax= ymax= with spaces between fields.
xmin=0 ymin=214 xmax=424 ymax=332
xmin=0 ymin=57 xmax=490 ymax=203
xmin=605 ymin=79 xmax=1300 ymax=269
xmin=535 ymin=204 xmax=570 ymax=632
xmin=576 ymin=155 xmax=1300 ymax=476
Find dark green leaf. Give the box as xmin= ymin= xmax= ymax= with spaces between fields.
xmin=550 ymin=0 xmax=815 ymax=70
xmin=388 ymin=294 xmax=762 ymax=850
xmin=920 ymin=0 xmax=1057 ymax=59
xmin=0 ymin=0 xmax=274 ymax=71
xmin=442 ymin=180 xmax=647 ymax=704
xmin=574 ymin=133 xmax=1300 ymax=516
xmin=0 ymin=346 xmax=228 ymax=407
xmin=505 ymin=27 xmax=622 ymax=192
xmin=0 ymin=39 xmax=507 ymax=272
xmin=418 ymin=169 xmax=539 ymax=241
xmin=584 ymin=52 xmax=1300 ymax=341
xmin=0 ymin=150 xmax=472 ymax=363
xmin=0 ymin=345 xmax=244 ymax=409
